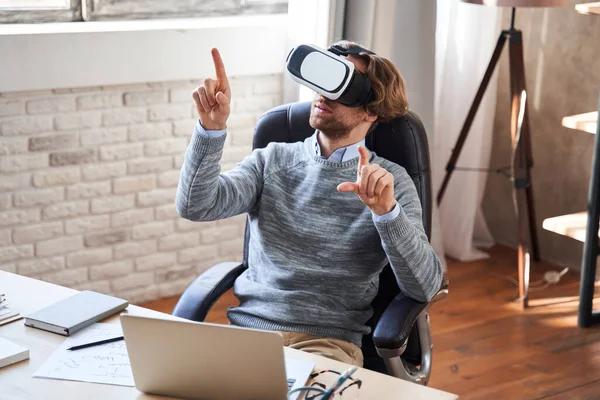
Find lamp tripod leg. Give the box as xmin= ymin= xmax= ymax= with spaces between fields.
xmin=509 ymin=30 xmax=539 ymax=307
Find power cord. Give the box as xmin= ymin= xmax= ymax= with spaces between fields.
xmin=485 ymin=263 xmax=569 ymax=299
xmin=543 ymin=268 xmax=569 ymax=284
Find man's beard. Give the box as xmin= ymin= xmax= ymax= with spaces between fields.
xmin=309 ymin=113 xmax=354 ymax=141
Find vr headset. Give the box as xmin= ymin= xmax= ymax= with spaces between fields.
xmin=285 ymin=44 xmax=374 ymax=108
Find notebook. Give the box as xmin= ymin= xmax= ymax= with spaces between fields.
xmin=24 ymin=291 xmax=128 ymax=336
xmin=0 ymin=337 xmax=29 ymax=369
xmin=0 ymin=295 xmax=23 ymax=326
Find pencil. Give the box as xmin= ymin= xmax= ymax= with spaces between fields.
xmin=66 ymin=336 xmax=124 ymax=351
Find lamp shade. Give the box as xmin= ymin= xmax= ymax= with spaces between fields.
xmin=461 ymin=0 xmax=569 ymax=6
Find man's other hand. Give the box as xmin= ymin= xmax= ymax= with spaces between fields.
xmin=192 ymin=48 xmax=231 ymax=131
xmin=337 ymin=146 xmax=397 ymax=216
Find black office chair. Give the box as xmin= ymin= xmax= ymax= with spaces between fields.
xmin=172 ymin=102 xmax=448 ymax=385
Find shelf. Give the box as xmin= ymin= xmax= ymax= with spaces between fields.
xmin=542 ymin=212 xmax=598 ymax=243
xmin=575 ymin=2 xmax=600 ymax=16
xmin=562 ymin=111 xmax=598 ymax=134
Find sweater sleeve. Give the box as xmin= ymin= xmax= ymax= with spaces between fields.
xmin=373 ymin=168 xmax=444 ymax=302
xmin=176 ymin=122 xmax=264 ymax=222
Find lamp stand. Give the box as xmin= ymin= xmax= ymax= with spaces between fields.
xmin=437 ymin=8 xmax=539 ymax=307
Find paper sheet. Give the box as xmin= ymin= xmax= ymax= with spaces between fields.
xmin=33 ymin=323 xmax=134 ymax=387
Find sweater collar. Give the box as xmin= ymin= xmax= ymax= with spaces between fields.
xmin=311 ymin=131 xmax=365 ymax=163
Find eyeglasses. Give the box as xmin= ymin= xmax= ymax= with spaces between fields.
xmin=305 ymin=369 xmax=362 ymax=400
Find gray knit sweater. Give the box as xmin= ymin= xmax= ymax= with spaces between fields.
xmin=176 ymin=130 xmax=443 ymax=346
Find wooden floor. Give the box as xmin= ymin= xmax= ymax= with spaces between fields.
xmin=140 ymin=246 xmax=600 ymax=400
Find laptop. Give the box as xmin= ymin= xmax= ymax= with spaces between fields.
xmin=120 ymin=314 xmax=315 ymax=400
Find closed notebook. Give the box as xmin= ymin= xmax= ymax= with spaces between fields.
xmin=24 ymin=291 xmax=128 ymax=336
xmin=0 ymin=337 xmax=29 ymax=369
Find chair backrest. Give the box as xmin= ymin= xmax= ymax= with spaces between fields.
xmin=246 ymin=101 xmax=433 ymax=371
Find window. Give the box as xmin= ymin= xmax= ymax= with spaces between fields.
xmin=0 ymin=0 xmax=80 ymax=22
xmin=0 ymin=0 xmax=69 ymax=8
xmin=0 ymin=0 xmax=287 ymax=23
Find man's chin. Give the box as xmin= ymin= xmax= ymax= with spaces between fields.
xmin=309 ymin=114 xmax=326 ymax=130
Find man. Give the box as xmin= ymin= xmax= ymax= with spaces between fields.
xmin=176 ymin=41 xmax=443 ymax=367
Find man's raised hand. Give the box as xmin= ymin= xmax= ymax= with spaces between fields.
xmin=337 ymin=146 xmax=397 ymax=216
xmin=192 ymin=48 xmax=231 ymax=131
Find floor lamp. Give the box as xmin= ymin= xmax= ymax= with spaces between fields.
xmin=436 ymin=0 xmax=569 ymax=307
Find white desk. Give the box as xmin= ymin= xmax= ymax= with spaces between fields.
xmin=0 ymin=271 xmax=457 ymax=399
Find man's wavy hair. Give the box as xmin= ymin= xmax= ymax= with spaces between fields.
xmin=333 ymin=40 xmax=409 ymax=128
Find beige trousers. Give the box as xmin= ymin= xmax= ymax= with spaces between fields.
xmin=279 ymin=331 xmax=364 ymax=367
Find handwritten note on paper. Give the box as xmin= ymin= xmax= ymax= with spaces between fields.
xmin=33 ymin=323 xmax=134 ymax=387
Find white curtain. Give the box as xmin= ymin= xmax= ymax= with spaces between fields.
xmin=434 ymin=0 xmax=499 ymax=261
xmin=285 ymin=0 xmax=345 ymax=104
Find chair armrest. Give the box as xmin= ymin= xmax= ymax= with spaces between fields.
xmin=172 ymin=261 xmax=247 ymax=322
xmin=373 ymin=277 xmax=449 ymax=351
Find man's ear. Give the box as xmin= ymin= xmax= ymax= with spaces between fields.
xmin=365 ymin=110 xmax=378 ymax=123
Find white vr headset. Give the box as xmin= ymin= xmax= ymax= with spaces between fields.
xmin=286 ymin=44 xmax=374 ymax=108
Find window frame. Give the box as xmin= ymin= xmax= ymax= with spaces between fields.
xmin=0 ymin=0 xmax=288 ymax=23
xmin=82 ymin=0 xmax=287 ymax=21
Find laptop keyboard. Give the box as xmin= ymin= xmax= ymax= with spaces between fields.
xmin=287 ymin=378 xmax=296 ymax=392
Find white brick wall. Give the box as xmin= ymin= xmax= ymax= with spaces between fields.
xmin=82 ymin=161 xmax=126 ymax=181
xmin=1 ymin=115 xmax=53 ymax=136
xmin=0 ymin=229 xmax=11 ymax=247
xmin=113 ymin=175 xmax=156 ymax=195
xmin=43 ymin=200 xmax=89 ymax=220
xmin=0 ymin=193 xmax=11 ymax=211
xmin=0 ymin=173 xmax=31 ymax=192
xmin=132 ymin=220 xmax=174 ymax=240
xmin=80 ymin=127 xmax=127 ymax=147
xmin=34 ymin=167 xmax=81 ymax=187
xmin=14 ymin=187 xmax=64 ymax=208
xmin=77 ymin=93 xmax=123 ymax=110
xmin=54 ymin=112 xmax=101 ymax=131
xmin=65 ymin=215 xmax=110 ymax=235
xmin=67 ymin=180 xmax=112 ymax=200
xmin=0 ymin=153 xmax=48 ymax=173
xmin=0 ymin=99 xmax=25 ymax=117
xmin=18 ymin=256 xmax=65 ymax=275
xmin=0 ymin=137 xmax=28 ymax=156
xmin=13 ymin=221 xmax=63 ymax=244
xmin=0 ymin=75 xmax=281 ymax=304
